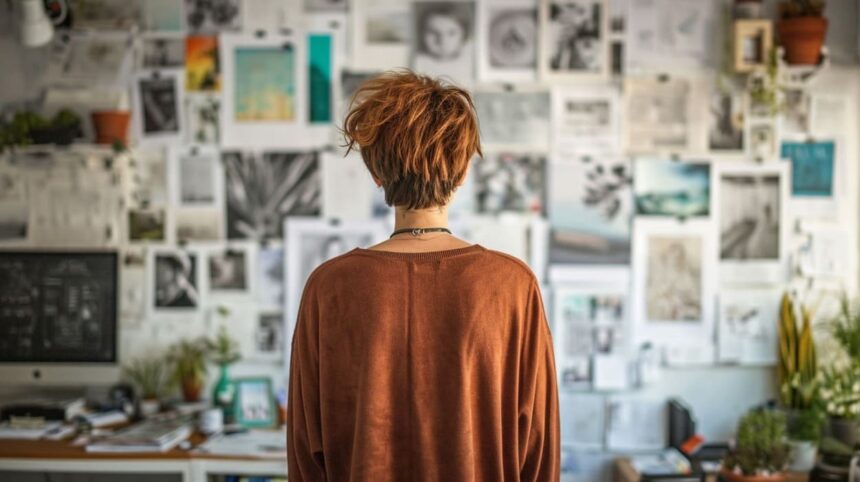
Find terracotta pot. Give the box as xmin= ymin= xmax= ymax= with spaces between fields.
xmin=720 ymin=468 xmax=785 ymax=482
xmin=181 ymin=377 xmax=204 ymax=402
xmin=91 ymin=110 xmax=131 ymax=146
xmin=777 ymin=16 xmax=828 ymax=65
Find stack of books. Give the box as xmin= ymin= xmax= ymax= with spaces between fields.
xmin=85 ymin=415 xmax=192 ymax=453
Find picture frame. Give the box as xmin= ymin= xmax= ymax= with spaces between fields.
xmin=349 ymin=0 xmax=411 ymax=71
xmin=219 ymin=32 xmax=308 ymax=148
xmin=147 ymin=247 xmax=202 ymax=316
xmin=715 ymin=161 xmax=790 ymax=285
xmin=538 ymin=0 xmax=610 ymax=82
xmin=167 ymin=145 xmax=225 ymax=209
xmin=132 ymin=69 xmax=186 ymax=145
xmin=550 ymin=85 xmax=621 ymax=157
xmin=733 ymin=19 xmax=772 ymax=74
xmin=232 ymin=377 xmax=276 ymax=428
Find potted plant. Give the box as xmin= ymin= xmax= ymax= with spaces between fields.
xmin=208 ymin=320 xmax=241 ymax=420
xmin=721 ymin=409 xmax=791 ymax=482
xmin=122 ymin=356 xmax=172 ymax=417
xmin=0 ymin=109 xmax=83 ymax=153
xmin=168 ymin=337 xmax=211 ymax=402
xmin=821 ymin=294 xmax=860 ymax=451
xmin=776 ymin=0 xmax=827 ymax=65
xmin=776 ymin=293 xmax=822 ymax=470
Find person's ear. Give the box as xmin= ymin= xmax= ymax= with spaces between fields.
xmin=372 ymin=176 xmax=382 ymax=187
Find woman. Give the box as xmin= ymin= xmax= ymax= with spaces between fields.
xmin=287 ymin=70 xmax=560 ymax=482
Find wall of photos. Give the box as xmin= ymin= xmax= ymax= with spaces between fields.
xmin=1 ymin=0 xmax=860 ymax=480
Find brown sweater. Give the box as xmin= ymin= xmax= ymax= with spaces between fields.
xmin=287 ymin=244 xmax=560 ymax=482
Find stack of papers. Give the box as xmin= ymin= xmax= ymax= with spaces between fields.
xmin=0 ymin=421 xmax=62 ymax=440
xmin=195 ymin=429 xmax=286 ymax=459
xmin=86 ymin=417 xmax=192 ymax=453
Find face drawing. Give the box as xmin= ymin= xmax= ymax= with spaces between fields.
xmin=423 ymin=12 xmax=466 ymax=60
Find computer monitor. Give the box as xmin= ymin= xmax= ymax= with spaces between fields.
xmin=0 ymin=251 xmax=120 ymax=385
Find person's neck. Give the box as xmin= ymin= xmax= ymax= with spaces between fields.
xmin=393 ymin=204 xmax=449 ymax=231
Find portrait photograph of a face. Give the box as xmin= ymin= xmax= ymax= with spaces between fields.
xmin=412 ymin=1 xmax=476 ymax=86
xmin=539 ymin=0 xmax=608 ymax=82
xmin=477 ymin=0 xmax=538 ymax=82
xmin=151 ymin=249 xmax=200 ymax=310
xmin=208 ymin=248 xmax=248 ymax=292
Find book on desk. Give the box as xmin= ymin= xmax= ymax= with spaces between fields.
xmin=85 ymin=416 xmax=192 ymax=453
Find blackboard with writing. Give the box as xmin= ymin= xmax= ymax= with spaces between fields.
xmin=0 ymin=252 xmax=117 ymax=363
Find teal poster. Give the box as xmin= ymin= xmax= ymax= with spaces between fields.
xmin=308 ymin=34 xmax=333 ymax=123
xmin=780 ymin=141 xmax=835 ymax=197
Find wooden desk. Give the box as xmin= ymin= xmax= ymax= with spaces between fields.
xmin=614 ymin=458 xmax=810 ymax=482
xmin=0 ymin=431 xmax=288 ymax=482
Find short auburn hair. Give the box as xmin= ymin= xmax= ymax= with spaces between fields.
xmin=342 ymin=70 xmax=482 ymax=210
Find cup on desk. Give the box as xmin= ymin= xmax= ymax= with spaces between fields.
xmin=199 ymin=408 xmax=223 ymax=435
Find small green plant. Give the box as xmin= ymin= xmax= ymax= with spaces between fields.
xmin=778 ymin=293 xmax=818 ymax=410
xmin=724 ymin=409 xmax=791 ymax=476
xmin=209 ymin=324 xmax=241 ymax=366
xmin=0 ymin=109 xmax=82 ymax=153
xmin=122 ymin=356 xmax=173 ymax=400
xmin=827 ymin=294 xmax=860 ymax=362
xmin=168 ymin=337 xmax=211 ymax=400
xmin=778 ymin=0 xmax=826 ymax=18
xmin=818 ymin=363 xmax=860 ymax=419
xmin=787 ymin=407 xmax=825 ymax=442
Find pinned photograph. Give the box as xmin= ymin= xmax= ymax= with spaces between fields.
xmin=412 ymin=1 xmax=476 ymax=86
xmin=560 ymin=356 xmax=591 ymax=390
xmin=128 ymin=208 xmax=166 ymax=242
xmin=634 ymin=158 xmax=710 ymax=218
xmin=175 ymin=149 xmax=219 ymax=206
xmin=474 ymin=153 xmax=545 ymax=215
xmin=255 ymin=313 xmax=284 ymax=359
xmin=624 ymin=76 xmax=706 ymax=154
xmin=153 ymin=250 xmax=199 ymax=309
xmin=257 ymin=247 xmax=284 ymax=308
xmin=142 ymin=0 xmax=184 ymax=32
xmin=175 ymin=208 xmax=222 ymax=241
xmin=234 ymin=46 xmax=296 ymax=121
xmin=716 ymin=162 xmax=789 ymax=284
xmin=718 ymin=289 xmax=780 ymax=365
xmin=552 ymin=86 xmax=619 ymax=156
xmin=708 ymin=86 xmax=745 ymax=152
xmin=305 ymin=0 xmax=348 ymax=11
xmin=69 ymin=0 xmax=141 ymax=29
xmin=142 ymin=36 xmax=185 ymax=68
xmin=350 ymin=0 xmax=411 ymax=70
xmin=747 ymin=122 xmax=776 ymax=160
xmin=185 ymin=0 xmax=241 ymax=32
xmin=539 ymin=0 xmax=608 ymax=81
xmin=186 ymin=35 xmax=220 ymax=91
xmin=780 ymin=89 xmax=810 ymax=135
xmin=473 ymin=90 xmax=550 ymax=150
xmin=477 ymin=0 xmax=538 ymax=81
xmin=134 ymin=71 xmax=184 ymax=143
xmin=223 ymin=151 xmax=321 ymax=240
xmin=185 ymin=94 xmax=220 ymax=144
xmin=780 ymin=140 xmax=834 ymax=198
xmin=208 ymin=249 xmax=248 ymax=291
xmin=548 ymin=157 xmax=632 ymax=264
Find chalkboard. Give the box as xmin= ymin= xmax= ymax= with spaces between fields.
xmin=0 ymin=252 xmax=118 ymax=363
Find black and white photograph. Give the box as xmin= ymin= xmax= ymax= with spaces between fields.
xmin=256 ymin=247 xmax=284 ymax=308
xmin=477 ymin=0 xmax=538 ymax=81
xmin=142 ymin=36 xmax=185 ymax=68
xmin=185 ymin=94 xmax=220 ymax=144
xmin=256 ymin=312 xmax=284 ymax=358
xmin=474 ymin=153 xmax=545 ymax=215
xmin=624 ymin=76 xmax=706 ymax=153
xmin=473 ymin=90 xmax=550 ymax=150
xmin=128 ymin=208 xmax=166 ymax=242
xmin=134 ymin=72 xmax=184 ymax=143
xmin=305 ymin=0 xmax=348 ymax=11
xmin=412 ymin=1 xmax=476 ymax=85
xmin=780 ymin=88 xmax=810 ymax=136
xmin=223 ymin=151 xmax=321 ymax=240
xmin=185 ymin=0 xmax=241 ymax=32
xmin=560 ymin=356 xmax=591 ymax=390
xmin=540 ymin=0 xmax=608 ymax=81
xmin=175 ymin=208 xmax=222 ymax=241
xmin=747 ymin=122 xmax=776 ymax=160
xmin=718 ymin=289 xmax=780 ymax=365
xmin=177 ymin=149 xmax=219 ymax=206
xmin=708 ymin=87 xmax=744 ymax=152
xmin=208 ymin=249 xmax=247 ymax=291
xmin=350 ymin=0 xmax=411 ymax=70
xmin=153 ymin=250 xmax=199 ymax=309
xmin=719 ymin=174 xmax=781 ymax=261
xmin=552 ymin=87 xmax=618 ymax=156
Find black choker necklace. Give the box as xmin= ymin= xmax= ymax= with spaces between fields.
xmin=389 ymin=227 xmax=452 ymax=239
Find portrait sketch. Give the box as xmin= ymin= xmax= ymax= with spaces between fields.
xmin=645 ymin=235 xmax=702 ymax=323
xmin=541 ymin=0 xmax=607 ymax=80
xmin=412 ymin=1 xmax=476 ymax=85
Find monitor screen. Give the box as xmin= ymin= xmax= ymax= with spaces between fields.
xmin=0 ymin=251 xmax=118 ymax=363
